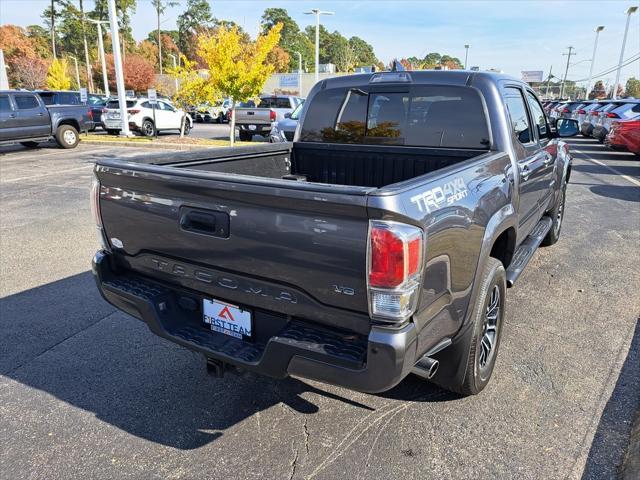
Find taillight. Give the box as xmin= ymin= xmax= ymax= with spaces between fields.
xmin=102 ymin=108 xmax=108 ymax=113
xmin=88 ymin=108 xmax=93 ymax=120
xmin=577 ymin=109 xmax=586 ymax=114
xmin=562 ymin=108 xmax=569 ymax=113
xmin=128 ymin=109 xmax=140 ymax=114
xmin=228 ymin=109 xmax=233 ymax=119
xmin=90 ymin=175 xmax=109 ymax=251
xmin=606 ymin=112 xmax=619 ymax=118
xmin=368 ymin=220 xmax=424 ymax=322
xmin=269 ymin=109 xmax=276 ymax=122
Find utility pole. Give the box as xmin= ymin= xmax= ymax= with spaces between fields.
xmin=304 ymin=9 xmax=334 ymax=83
xmin=79 ymin=1 xmax=93 ymax=92
xmin=545 ymin=66 xmax=553 ymax=98
xmin=107 ymin=0 xmax=131 ymax=136
xmin=586 ymin=26 xmax=605 ymax=101
xmin=613 ymin=6 xmax=638 ymax=99
xmin=68 ymin=55 xmax=81 ymax=89
xmin=168 ymin=53 xmax=178 ymax=94
xmin=464 ymin=44 xmax=470 ymax=70
xmin=295 ymin=51 xmax=302 ymax=96
xmin=560 ymin=46 xmax=575 ymax=99
xmin=87 ymin=19 xmax=110 ymax=97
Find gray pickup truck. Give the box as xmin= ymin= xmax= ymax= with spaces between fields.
xmin=0 ymin=90 xmax=92 ymax=148
xmin=92 ymin=71 xmax=578 ymax=395
xmin=233 ymin=95 xmax=302 ymax=141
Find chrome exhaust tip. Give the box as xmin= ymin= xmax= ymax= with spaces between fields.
xmin=412 ymin=356 xmax=439 ymax=380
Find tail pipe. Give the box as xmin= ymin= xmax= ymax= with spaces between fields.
xmin=412 ymin=355 xmax=439 ymax=380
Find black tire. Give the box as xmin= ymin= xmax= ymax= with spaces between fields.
xmin=142 ymin=119 xmax=156 ymax=137
xmin=55 ymin=124 xmax=79 ymax=149
xmin=433 ymin=258 xmax=506 ymax=396
xmin=239 ymin=130 xmax=252 ymax=142
xmin=20 ymin=141 xmax=39 ymax=148
xmin=541 ymin=184 xmax=566 ymax=246
xmin=182 ymin=121 xmax=191 ymax=136
xmin=106 ymin=129 xmax=119 ymax=136
xmin=217 ymin=112 xmax=224 ymax=124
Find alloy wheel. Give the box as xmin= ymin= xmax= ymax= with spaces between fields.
xmin=479 ymin=285 xmax=500 ymax=369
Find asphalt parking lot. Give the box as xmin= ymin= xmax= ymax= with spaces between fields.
xmin=0 ymin=139 xmax=638 ymax=479
xmin=92 ymin=121 xmax=269 ymax=142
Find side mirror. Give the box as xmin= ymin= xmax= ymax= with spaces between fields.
xmin=284 ymin=112 xmax=291 ymax=119
xmin=556 ymin=118 xmax=579 ymax=137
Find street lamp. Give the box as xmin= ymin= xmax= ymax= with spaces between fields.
xmin=106 ymin=0 xmax=131 ymax=136
xmin=612 ymin=6 xmax=638 ymax=99
xmin=464 ymin=44 xmax=470 ymax=70
xmin=294 ymin=51 xmax=302 ymax=96
xmin=585 ymin=26 xmax=605 ymax=100
xmin=68 ymin=55 xmax=81 ymax=90
xmin=304 ymin=9 xmax=334 ymax=83
xmin=168 ymin=53 xmax=179 ymax=93
xmin=87 ymin=18 xmax=110 ymax=97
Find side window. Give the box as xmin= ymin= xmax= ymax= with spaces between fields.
xmin=141 ymin=101 xmax=152 ymax=108
xmin=14 ymin=95 xmax=40 ymax=110
xmin=0 ymin=95 xmax=12 ymax=112
xmin=504 ymin=88 xmax=532 ymax=144
xmin=526 ymin=92 xmax=548 ymax=140
xmin=161 ymin=102 xmax=175 ymax=112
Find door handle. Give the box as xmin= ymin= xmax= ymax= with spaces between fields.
xmin=543 ymin=153 xmax=554 ymax=166
xmin=179 ymin=207 xmax=230 ymax=238
xmin=37 ymin=112 xmax=44 ymax=116
xmin=9 ymin=113 xmax=16 ymax=118
xmin=520 ymin=164 xmax=531 ymax=180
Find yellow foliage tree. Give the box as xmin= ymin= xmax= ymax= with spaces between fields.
xmin=196 ymin=23 xmax=282 ymax=144
xmin=46 ymin=58 xmax=71 ymax=90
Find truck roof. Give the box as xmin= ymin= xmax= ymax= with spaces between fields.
xmin=317 ymin=70 xmax=522 ymax=90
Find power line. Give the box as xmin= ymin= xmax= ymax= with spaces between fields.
xmin=568 ymin=52 xmax=640 ymax=82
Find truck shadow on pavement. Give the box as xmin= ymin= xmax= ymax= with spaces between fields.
xmin=582 ymin=319 xmax=640 ymax=479
xmin=1 ymin=271 xmax=450 ymax=450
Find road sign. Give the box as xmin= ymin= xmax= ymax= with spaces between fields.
xmin=147 ymin=88 xmax=157 ymax=105
xmin=79 ymin=87 xmax=87 ymax=103
xmin=279 ymin=74 xmax=299 ymax=88
xmin=125 ymin=89 xmax=135 ymax=98
xmin=521 ymin=71 xmax=544 ymax=83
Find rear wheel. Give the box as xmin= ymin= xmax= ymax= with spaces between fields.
xmin=182 ymin=121 xmax=191 ymax=136
xmin=239 ymin=130 xmax=252 ymax=142
xmin=142 ymin=120 xmax=156 ymax=137
xmin=55 ymin=124 xmax=79 ymax=149
xmin=217 ymin=112 xmax=224 ymax=123
xmin=432 ymin=258 xmax=506 ymax=396
xmin=20 ymin=141 xmax=39 ymax=148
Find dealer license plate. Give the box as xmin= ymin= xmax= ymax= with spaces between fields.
xmin=108 ymin=113 xmax=120 ymax=119
xmin=203 ymin=298 xmax=252 ymax=340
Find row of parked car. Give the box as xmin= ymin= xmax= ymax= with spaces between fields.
xmin=543 ymin=98 xmax=640 ymax=155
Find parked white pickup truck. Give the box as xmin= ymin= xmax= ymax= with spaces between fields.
xmin=233 ymin=95 xmax=303 ymax=141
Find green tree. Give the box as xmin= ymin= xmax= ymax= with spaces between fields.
xmin=26 ymin=25 xmax=52 ymax=58
xmin=348 ymin=36 xmax=377 ymax=67
xmin=177 ymin=0 xmax=213 ymax=56
xmin=625 ymin=77 xmax=640 ymax=98
xmin=91 ymin=0 xmax=137 ymax=54
xmin=261 ymin=8 xmax=313 ymax=72
xmin=304 ymin=24 xmax=332 ymax=65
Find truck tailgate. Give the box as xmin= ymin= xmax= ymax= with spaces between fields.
xmin=95 ymin=162 xmax=373 ymax=327
xmin=234 ymin=108 xmax=272 ymax=124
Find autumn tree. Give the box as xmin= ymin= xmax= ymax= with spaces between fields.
xmin=196 ymin=23 xmax=283 ymax=144
xmin=9 ymin=56 xmax=48 ymax=89
xmin=0 ymin=25 xmax=37 ymax=61
xmin=261 ymin=8 xmax=313 ymax=72
xmin=98 ymin=53 xmax=155 ymax=92
xmin=625 ymin=77 xmax=640 ymax=98
xmin=151 ymin=0 xmax=178 ymax=74
xmin=138 ymin=39 xmax=159 ymax=68
xmin=589 ymin=80 xmax=607 ymax=99
xmin=266 ymin=45 xmax=290 ymax=73
xmin=47 ymin=58 xmax=71 ymax=89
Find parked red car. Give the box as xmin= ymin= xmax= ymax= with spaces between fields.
xmin=605 ymin=119 xmax=640 ymax=155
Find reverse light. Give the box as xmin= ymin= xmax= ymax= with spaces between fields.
xmin=368 ymin=220 xmax=424 ymax=322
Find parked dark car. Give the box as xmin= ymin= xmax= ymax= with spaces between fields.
xmin=87 ymin=94 xmax=108 ymax=131
xmin=91 ymin=71 xmax=577 ymax=396
xmin=0 ymin=90 xmax=91 ymax=148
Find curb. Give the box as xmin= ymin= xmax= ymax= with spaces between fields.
xmin=81 ymin=139 xmax=220 ymax=151
xmin=622 ymin=407 xmax=640 ymax=479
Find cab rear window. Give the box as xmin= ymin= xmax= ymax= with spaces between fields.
xmin=300 ymin=85 xmax=490 ymax=149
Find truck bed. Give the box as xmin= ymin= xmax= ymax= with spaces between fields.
xmin=130 ymin=142 xmax=485 ymax=188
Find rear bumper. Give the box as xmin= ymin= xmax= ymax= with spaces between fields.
xmin=92 ymin=250 xmax=418 ymax=393
xmin=237 ymin=123 xmax=272 ymax=134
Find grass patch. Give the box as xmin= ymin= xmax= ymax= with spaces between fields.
xmin=83 ymin=133 xmax=253 ymax=148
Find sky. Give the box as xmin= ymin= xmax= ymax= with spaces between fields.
xmin=1 ymin=0 xmax=639 ymax=86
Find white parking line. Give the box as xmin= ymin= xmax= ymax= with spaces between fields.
xmin=572 ymin=147 xmax=640 ymax=187
xmin=1 ymin=165 xmax=93 ymax=183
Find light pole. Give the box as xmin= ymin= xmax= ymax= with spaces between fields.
xmin=294 ymin=51 xmax=302 ymax=96
xmin=168 ymin=53 xmax=179 ymax=93
xmin=585 ymin=26 xmax=605 ymax=100
xmin=68 ymin=55 xmax=81 ymax=89
xmin=107 ymin=0 xmax=130 ymax=136
xmin=304 ymin=9 xmax=334 ymax=83
xmin=464 ymin=44 xmax=470 ymax=70
xmin=560 ymin=46 xmax=575 ymax=99
xmin=87 ymin=19 xmax=110 ymax=97
xmin=612 ymin=6 xmax=638 ymax=99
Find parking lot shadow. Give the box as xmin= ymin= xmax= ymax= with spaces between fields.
xmin=572 ymin=163 xmax=640 ymax=178
xmin=582 ymin=319 xmax=640 ymax=479
xmin=2 ymin=270 xmax=447 ymax=450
